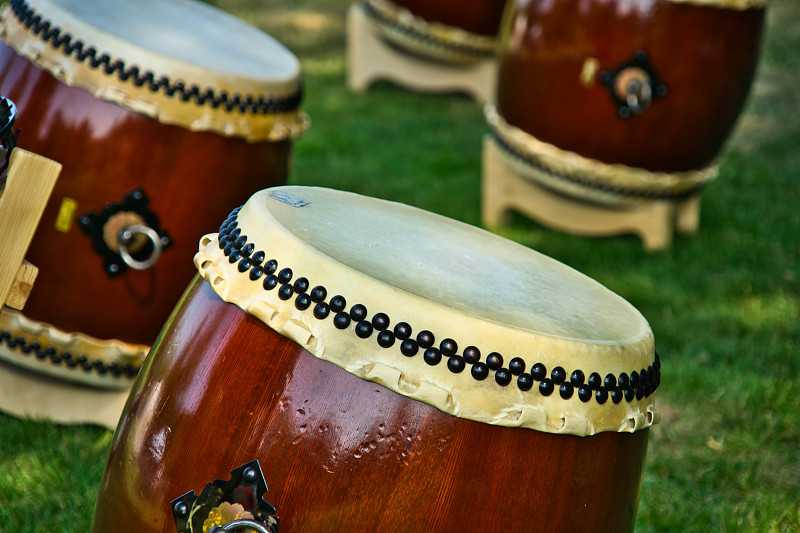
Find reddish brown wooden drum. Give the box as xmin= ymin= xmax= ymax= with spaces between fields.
xmin=490 ymin=0 xmax=765 ymax=203
xmin=92 ymin=187 xmax=661 ymax=532
xmin=361 ymin=0 xmax=507 ymax=64
xmin=0 ymin=0 xmax=307 ymax=388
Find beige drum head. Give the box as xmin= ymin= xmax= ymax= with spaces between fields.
xmin=1 ymin=0 xmax=308 ymax=140
xmin=196 ymin=186 xmax=660 ymax=436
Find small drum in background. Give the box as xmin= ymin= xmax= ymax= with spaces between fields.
xmin=0 ymin=0 xmax=308 ymax=388
xmin=360 ymin=0 xmax=507 ymax=64
xmin=92 ymin=186 xmax=661 ymax=532
xmin=489 ymin=0 xmax=766 ymax=205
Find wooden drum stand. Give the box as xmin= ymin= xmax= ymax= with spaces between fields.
xmin=481 ymin=135 xmax=702 ymax=251
xmin=346 ymin=3 xmax=496 ymax=102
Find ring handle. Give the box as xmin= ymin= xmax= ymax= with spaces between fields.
xmin=209 ymin=519 xmax=274 ymax=533
xmin=118 ymin=224 xmax=164 ymax=270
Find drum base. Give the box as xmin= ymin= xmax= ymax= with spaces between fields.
xmin=347 ymin=4 xmax=495 ymax=102
xmin=0 ymin=359 xmax=128 ymax=430
xmin=481 ymin=136 xmax=701 ymax=251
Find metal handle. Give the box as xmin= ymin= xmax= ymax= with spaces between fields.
xmin=209 ymin=519 xmax=274 ymax=533
xmin=625 ymin=77 xmax=652 ymax=115
xmin=118 ymin=224 xmax=164 ymax=270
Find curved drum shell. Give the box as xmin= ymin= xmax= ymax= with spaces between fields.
xmin=390 ymin=0 xmax=506 ymax=36
xmin=0 ymin=43 xmax=291 ymax=345
xmin=91 ymin=278 xmax=650 ymax=532
xmin=496 ymin=0 xmax=765 ymax=173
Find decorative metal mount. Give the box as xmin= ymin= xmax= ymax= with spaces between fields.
xmin=598 ymin=50 xmax=667 ymax=118
xmin=77 ymin=188 xmax=172 ymax=277
xmin=171 ymin=460 xmax=279 ymax=533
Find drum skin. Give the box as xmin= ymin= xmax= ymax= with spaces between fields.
xmin=496 ymin=0 xmax=765 ymax=173
xmin=390 ymin=0 xmax=507 ymax=36
xmin=0 ymin=43 xmax=291 ymax=345
xmin=92 ymin=278 xmax=650 ymax=532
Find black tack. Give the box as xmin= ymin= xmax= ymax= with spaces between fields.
xmin=495 ymin=368 xmax=512 ymax=386
xmin=517 ymin=373 xmax=533 ymax=391
xmin=630 ymin=371 xmax=640 ymax=388
xmin=417 ymin=330 xmax=435 ymax=349
xmin=471 ymin=362 xmax=489 ymax=381
xmin=278 ymin=268 xmax=293 ymax=284
xmin=263 ymin=275 xmax=278 ymax=291
xmin=251 ymin=251 xmax=265 ymax=266
xmin=531 ymin=362 xmax=546 ymax=381
xmin=559 ymin=382 xmax=574 ymax=399
xmin=604 ymin=373 xmax=617 ymax=390
xmin=509 ymin=357 xmax=525 ymax=375
xmin=463 ymin=346 xmax=480 ymax=364
xmin=264 ymin=259 xmax=278 ymax=275
xmin=611 ymin=387 xmax=623 ymax=404
xmin=330 ymin=295 xmax=347 ymax=313
xmin=233 ymin=235 xmax=247 ymax=249
xmin=595 ymin=388 xmax=609 ymax=404
xmin=539 ymin=378 xmax=555 ymax=396
xmin=310 ymin=286 xmax=327 ymax=303
xmin=440 ymin=338 xmax=457 ymax=357
xmin=400 ymin=339 xmax=418 ymax=357
xmin=350 ymin=304 xmax=367 ymax=321
xmin=249 ymin=265 xmax=264 ymax=281
xmin=355 ymin=320 xmax=373 ymax=338
xmin=230 ymin=227 xmax=241 ymax=239
xmin=486 ymin=352 xmax=503 ymax=370
xmin=618 ymin=373 xmax=630 ymax=390
xmin=295 ymin=293 xmax=311 ymax=310
xmin=223 ymin=243 xmax=234 ymax=257
xmin=333 ymin=312 xmax=351 ymax=330
xmin=578 ymin=385 xmax=592 ymax=402
xmin=624 ymin=388 xmax=635 ymax=402
xmin=228 ymin=249 xmax=242 ymax=263
xmin=447 ymin=355 xmax=465 ymax=374
xmin=570 ymin=369 xmax=585 ymax=387
xmin=278 ymin=284 xmax=294 ymax=300
xmin=293 ymin=277 xmax=309 ymax=294
xmin=588 ymin=372 xmax=602 ymax=390
xmin=241 ymin=243 xmax=255 ymax=257
xmin=636 ymin=387 xmax=645 ymax=400
xmin=377 ymin=330 xmax=395 ymax=348
xmin=313 ymin=303 xmax=330 ymax=320
xmin=393 ymin=322 xmax=412 ymax=340
xmin=372 ymin=313 xmax=390 ymax=331
xmin=423 ymin=347 xmax=442 ymax=366
xmin=551 ymin=366 xmax=567 ymax=384
xmin=237 ymin=257 xmax=251 ymax=272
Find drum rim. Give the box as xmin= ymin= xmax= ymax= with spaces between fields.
xmin=0 ymin=0 xmax=309 ymax=141
xmin=194 ymin=187 xmax=661 ymax=436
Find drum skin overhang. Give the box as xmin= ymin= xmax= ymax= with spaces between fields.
xmin=195 ymin=186 xmax=660 ymax=437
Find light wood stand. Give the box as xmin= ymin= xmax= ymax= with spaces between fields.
xmin=481 ymin=136 xmax=701 ymax=251
xmin=347 ymin=4 xmax=496 ymax=102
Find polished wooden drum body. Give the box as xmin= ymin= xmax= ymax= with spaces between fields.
xmin=361 ymin=0 xmax=507 ymax=63
xmin=93 ymin=187 xmax=661 ymax=532
xmin=491 ymin=0 xmax=765 ymax=202
xmin=0 ymin=0 xmax=306 ymax=387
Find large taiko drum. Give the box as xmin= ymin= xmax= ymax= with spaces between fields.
xmin=0 ymin=0 xmax=307 ymax=389
xmin=488 ymin=0 xmax=766 ymax=205
xmin=92 ymin=186 xmax=661 ymax=532
xmin=360 ymin=0 xmax=507 ymax=64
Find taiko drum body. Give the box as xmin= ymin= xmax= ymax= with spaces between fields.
xmin=92 ymin=186 xmax=661 ymax=532
xmin=0 ymin=0 xmax=307 ymax=387
xmin=490 ymin=0 xmax=765 ymax=203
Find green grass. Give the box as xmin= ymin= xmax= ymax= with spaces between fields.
xmin=2 ymin=0 xmax=799 ymax=531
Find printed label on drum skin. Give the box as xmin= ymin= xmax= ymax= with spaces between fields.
xmin=270 ymin=190 xmax=309 ymax=208
xmin=55 ymin=197 xmax=78 ymax=232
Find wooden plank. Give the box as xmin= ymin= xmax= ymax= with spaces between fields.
xmin=0 ymin=149 xmax=61 ymax=307
xmin=5 ymin=260 xmax=38 ymax=310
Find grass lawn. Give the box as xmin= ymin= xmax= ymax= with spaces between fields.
xmin=1 ymin=0 xmax=799 ymax=530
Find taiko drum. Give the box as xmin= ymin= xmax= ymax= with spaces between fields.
xmin=489 ymin=0 xmax=766 ymax=204
xmin=0 ymin=0 xmax=307 ymax=388
xmin=92 ymin=186 xmax=661 ymax=532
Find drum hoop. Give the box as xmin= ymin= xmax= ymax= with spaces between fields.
xmin=485 ymin=103 xmax=718 ymax=207
xmin=194 ymin=194 xmax=661 ymax=436
xmin=1 ymin=0 xmax=309 ymax=141
xmin=0 ymin=308 xmax=147 ymax=389
xmin=360 ymin=0 xmax=497 ymax=65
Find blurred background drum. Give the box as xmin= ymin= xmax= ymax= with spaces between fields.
xmin=0 ymin=0 xmax=307 ymax=388
xmin=92 ymin=186 xmax=661 ymax=531
xmin=489 ymin=0 xmax=766 ymax=205
xmin=359 ymin=0 xmax=507 ymax=64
